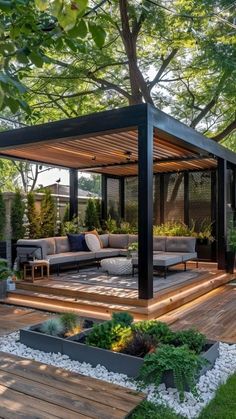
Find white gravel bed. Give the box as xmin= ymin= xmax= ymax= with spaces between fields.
xmin=0 ymin=332 xmax=236 ymax=418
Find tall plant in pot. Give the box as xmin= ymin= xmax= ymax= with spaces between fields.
xmin=227 ymin=219 xmax=236 ymax=274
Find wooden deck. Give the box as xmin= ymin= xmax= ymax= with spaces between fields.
xmin=3 ymin=263 xmax=234 ymax=320
xmin=0 ymin=305 xmax=50 ymax=336
xmin=158 ymin=284 xmax=236 ymax=343
xmin=0 ymin=352 xmax=144 ymax=419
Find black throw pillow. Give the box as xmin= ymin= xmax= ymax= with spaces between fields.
xmin=67 ymin=233 xmax=89 ymax=252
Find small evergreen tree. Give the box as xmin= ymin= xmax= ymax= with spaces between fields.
xmin=85 ymin=199 xmax=100 ymax=230
xmin=0 ymin=191 xmax=6 ymax=240
xmin=40 ymin=189 xmax=56 ymax=237
xmin=11 ymin=190 xmax=25 ymax=240
xmin=27 ymin=192 xmax=40 ymax=239
xmin=63 ymin=203 xmax=70 ymax=223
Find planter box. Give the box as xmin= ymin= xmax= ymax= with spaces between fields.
xmin=0 ymin=279 xmax=7 ymax=299
xmin=20 ymin=325 xmax=219 ymax=384
xmin=196 ymin=240 xmax=213 ymax=261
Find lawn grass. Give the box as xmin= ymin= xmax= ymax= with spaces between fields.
xmin=198 ymin=373 xmax=236 ymax=419
xmin=129 ymin=374 xmax=236 ymax=419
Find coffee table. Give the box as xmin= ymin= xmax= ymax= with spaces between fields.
xmin=100 ymin=257 xmax=132 ymax=275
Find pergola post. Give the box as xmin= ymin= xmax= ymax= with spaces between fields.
xmin=69 ymin=168 xmax=78 ymax=220
xmin=217 ymin=158 xmax=227 ymax=269
xmin=138 ymin=114 xmax=153 ymax=299
xmin=120 ymin=177 xmax=125 ymax=220
xmin=101 ymin=174 xmax=107 ymax=221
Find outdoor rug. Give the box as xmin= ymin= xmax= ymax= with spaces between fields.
xmin=58 ymin=267 xmax=207 ymax=293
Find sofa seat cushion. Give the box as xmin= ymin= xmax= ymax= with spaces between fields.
xmin=119 ymin=249 xmax=128 ymax=256
xmin=164 ymin=251 xmax=197 ymax=262
xmin=95 ymin=248 xmax=122 ymax=258
xmin=132 ymin=254 xmax=182 ymax=267
xmin=55 ymin=237 xmax=70 ymax=253
xmin=166 ymin=237 xmax=196 ymax=253
xmin=109 ymin=234 xmax=129 ymax=249
xmin=47 ymin=251 xmax=95 ymax=265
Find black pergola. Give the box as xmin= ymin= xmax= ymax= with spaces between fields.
xmin=0 ymin=103 xmax=235 ymax=300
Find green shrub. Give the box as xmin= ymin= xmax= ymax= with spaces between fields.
xmin=122 ymin=331 xmax=157 ymax=358
xmin=11 ymin=189 xmax=25 ymax=240
xmin=112 ymin=312 xmax=133 ymax=327
xmin=105 ymin=216 xmax=117 ymax=233
xmin=40 ymin=318 xmax=64 ymax=336
xmin=138 ymin=344 xmax=205 ymax=401
xmin=170 ymin=329 xmax=206 ymax=354
xmin=86 ymin=320 xmax=132 ymax=350
xmin=27 ymin=192 xmax=40 ymax=239
xmin=60 ymin=312 xmax=78 ymax=331
xmin=153 ymin=221 xmax=194 ymax=237
xmin=85 ymin=199 xmax=100 ymax=230
xmin=0 ymin=191 xmax=6 ymax=240
xmin=132 ymin=321 xmax=173 ymax=344
xmin=40 ymin=189 xmax=56 ymax=237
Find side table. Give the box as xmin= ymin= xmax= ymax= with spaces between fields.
xmin=23 ymin=260 xmax=50 ymax=282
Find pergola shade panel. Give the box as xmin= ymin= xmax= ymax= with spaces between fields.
xmin=0 ymin=128 xmax=216 ymax=174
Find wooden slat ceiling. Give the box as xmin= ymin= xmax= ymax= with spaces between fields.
xmin=0 ymin=128 xmax=217 ymax=174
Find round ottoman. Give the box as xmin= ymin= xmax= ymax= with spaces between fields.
xmin=100 ymin=257 xmax=132 ymax=275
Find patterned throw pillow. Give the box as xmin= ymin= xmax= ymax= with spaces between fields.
xmin=85 ymin=233 xmax=101 ymax=252
xmin=84 ymin=229 xmax=103 ymax=248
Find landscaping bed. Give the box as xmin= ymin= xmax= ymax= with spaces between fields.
xmin=20 ymin=312 xmax=219 ymax=397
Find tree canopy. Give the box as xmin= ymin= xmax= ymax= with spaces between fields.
xmin=0 ymin=0 xmax=235 ymax=145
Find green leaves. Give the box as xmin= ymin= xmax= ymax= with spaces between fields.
xmin=35 ymin=0 xmax=49 ymax=12
xmin=88 ymin=22 xmax=106 ymax=48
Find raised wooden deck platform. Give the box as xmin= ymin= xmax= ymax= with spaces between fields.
xmin=4 ymin=264 xmax=234 ymax=320
xmin=0 ymin=352 xmax=144 ymax=419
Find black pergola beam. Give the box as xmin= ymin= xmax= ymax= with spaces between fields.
xmin=69 ymin=168 xmax=78 ymax=220
xmin=0 ymin=105 xmax=146 ymax=150
xmin=150 ymin=105 xmax=236 ymax=166
xmin=138 ymin=110 xmax=153 ymax=300
xmin=101 ymin=174 xmax=108 ymax=221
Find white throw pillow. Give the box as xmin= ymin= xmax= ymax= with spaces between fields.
xmin=85 ymin=233 xmax=101 ymax=252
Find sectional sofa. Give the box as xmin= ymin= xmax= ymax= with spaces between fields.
xmin=16 ymin=234 xmax=197 ymax=275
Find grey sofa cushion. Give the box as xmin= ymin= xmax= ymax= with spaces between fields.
xmin=166 ymin=237 xmax=196 ymax=253
xmin=109 ymin=234 xmax=129 ymax=249
xmin=41 ymin=238 xmax=56 ymax=255
xmin=128 ymin=234 xmax=138 ymax=245
xmin=47 ymin=251 xmax=95 ymax=265
xmin=54 ymin=237 xmax=70 ymax=254
xmin=164 ymin=251 xmax=197 ymax=262
xmin=99 ymin=234 xmax=109 ymax=248
xmin=132 ymin=254 xmax=182 ymax=267
xmin=153 ymin=236 xmax=166 ymax=251
xmin=95 ymin=248 xmax=121 ymax=258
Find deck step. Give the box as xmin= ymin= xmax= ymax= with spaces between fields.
xmin=5 ymin=290 xmax=148 ymax=320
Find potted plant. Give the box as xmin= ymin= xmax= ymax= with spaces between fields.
xmin=127 ymin=242 xmax=138 ymax=259
xmin=0 ymin=258 xmax=21 ymax=299
xmin=195 ymin=218 xmax=215 ymax=261
xmin=226 ymin=219 xmax=236 ymax=274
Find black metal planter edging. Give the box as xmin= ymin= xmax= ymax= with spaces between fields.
xmin=20 ymin=325 xmax=219 ymax=385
